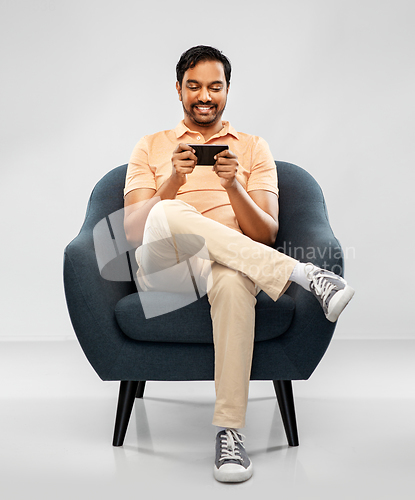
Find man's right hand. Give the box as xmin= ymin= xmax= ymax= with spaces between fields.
xmin=171 ymin=143 xmax=197 ymax=185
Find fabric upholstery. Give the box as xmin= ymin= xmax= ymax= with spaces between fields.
xmin=114 ymin=291 xmax=295 ymax=344
xmin=63 ymin=161 xmax=342 ymax=382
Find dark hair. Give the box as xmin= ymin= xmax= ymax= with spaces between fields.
xmin=176 ymin=45 xmax=231 ymax=87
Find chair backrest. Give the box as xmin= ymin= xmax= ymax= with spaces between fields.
xmin=81 ymin=164 xmax=128 ymax=233
xmin=73 ymin=161 xmax=341 ymax=285
xmin=275 ymin=161 xmax=329 ymax=242
xmin=275 ymin=161 xmax=343 ymax=275
xmin=84 ymin=161 xmax=326 ymax=232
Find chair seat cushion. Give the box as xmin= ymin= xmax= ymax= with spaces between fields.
xmin=114 ymin=291 xmax=295 ymax=344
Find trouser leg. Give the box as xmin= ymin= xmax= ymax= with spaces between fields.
xmin=137 ymin=199 xmax=297 ymax=300
xmin=208 ymin=263 xmax=258 ymax=429
xmin=135 ymin=199 xmax=298 ymax=429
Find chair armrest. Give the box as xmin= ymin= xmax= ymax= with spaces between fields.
xmin=64 ymin=230 xmax=135 ymax=379
xmin=274 ymin=216 xmax=341 ymax=378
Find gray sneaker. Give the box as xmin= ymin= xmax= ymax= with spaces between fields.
xmin=305 ymin=263 xmax=355 ymax=322
xmin=214 ymin=429 xmax=253 ymax=483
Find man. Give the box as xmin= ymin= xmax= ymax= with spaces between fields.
xmin=123 ymin=45 xmax=354 ymax=483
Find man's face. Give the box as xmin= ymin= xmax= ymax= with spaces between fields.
xmin=176 ymin=60 xmax=229 ymax=130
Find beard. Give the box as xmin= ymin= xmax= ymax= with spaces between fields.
xmin=182 ymin=101 xmax=227 ymax=128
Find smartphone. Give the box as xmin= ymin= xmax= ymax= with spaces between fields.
xmin=188 ymin=144 xmax=229 ymax=166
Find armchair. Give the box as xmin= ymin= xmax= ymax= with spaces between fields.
xmin=63 ymin=161 xmax=343 ymax=447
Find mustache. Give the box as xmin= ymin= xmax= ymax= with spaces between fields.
xmin=191 ymin=103 xmax=217 ymax=108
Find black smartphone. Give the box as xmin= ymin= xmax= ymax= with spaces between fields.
xmin=188 ymin=144 xmax=229 ymax=166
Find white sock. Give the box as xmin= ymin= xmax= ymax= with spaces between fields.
xmin=216 ymin=426 xmax=239 ymax=434
xmin=289 ymin=262 xmax=314 ymax=291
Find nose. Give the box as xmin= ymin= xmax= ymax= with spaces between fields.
xmin=199 ymin=87 xmax=212 ymax=103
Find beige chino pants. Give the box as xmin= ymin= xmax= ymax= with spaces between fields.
xmin=135 ymin=199 xmax=297 ymax=428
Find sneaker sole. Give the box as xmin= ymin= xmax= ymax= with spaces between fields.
xmin=326 ymin=285 xmax=355 ymax=322
xmin=214 ymin=462 xmax=253 ymax=483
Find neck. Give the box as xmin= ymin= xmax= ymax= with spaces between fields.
xmin=183 ymin=118 xmax=224 ymax=142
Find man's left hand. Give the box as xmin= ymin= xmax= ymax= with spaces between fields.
xmin=212 ymin=149 xmax=239 ymax=189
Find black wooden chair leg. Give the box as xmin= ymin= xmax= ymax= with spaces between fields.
xmin=113 ymin=380 xmax=139 ymax=446
xmin=273 ymin=380 xmax=299 ymax=447
xmin=136 ymin=381 xmax=146 ymax=398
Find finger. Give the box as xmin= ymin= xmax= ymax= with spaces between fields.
xmin=215 ymin=171 xmax=236 ymax=180
xmin=214 ymin=157 xmax=238 ymax=168
xmin=213 ymin=165 xmax=238 ymax=177
xmin=174 ymin=143 xmax=196 ymax=154
xmin=177 ymin=160 xmax=197 ymax=168
xmin=174 ymin=166 xmax=196 ymax=178
xmin=181 ymin=143 xmax=196 ymax=154
xmin=178 ymin=149 xmax=198 ymax=160
xmin=215 ymin=166 xmax=236 ymax=174
xmin=214 ymin=149 xmax=236 ymax=159
xmin=214 ymin=154 xmax=237 ymax=164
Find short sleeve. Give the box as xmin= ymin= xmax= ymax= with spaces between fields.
xmin=246 ymin=137 xmax=278 ymax=196
xmin=124 ymin=136 xmax=156 ymax=198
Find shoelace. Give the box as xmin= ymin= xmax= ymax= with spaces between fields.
xmin=218 ymin=429 xmax=245 ymax=463
xmin=306 ymin=267 xmax=336 ymax=304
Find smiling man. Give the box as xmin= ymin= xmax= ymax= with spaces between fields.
xmin=178 ymin=58 xmax=228 ymax=135
xmin=123 ymin=46 xmax=354 ymax=483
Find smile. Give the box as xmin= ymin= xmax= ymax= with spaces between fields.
xmin=194 ymin=105 xmax=215 ymax=113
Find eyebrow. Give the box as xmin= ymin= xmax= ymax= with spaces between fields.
xmin=186 ymin=79 xmax=224 ymax=86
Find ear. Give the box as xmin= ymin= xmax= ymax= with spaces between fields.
xmin=176 ymin=81 xmax=182 ymax=101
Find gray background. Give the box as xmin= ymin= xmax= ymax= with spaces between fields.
xmin=1 ymin=0 xmax=414 ymax=340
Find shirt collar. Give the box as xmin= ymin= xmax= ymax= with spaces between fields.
xmin=174 ymin=120 xmax=239 ymax=141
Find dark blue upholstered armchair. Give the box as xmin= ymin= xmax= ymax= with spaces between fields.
xmin=63 ymin=161 xmax=343 ymax=447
